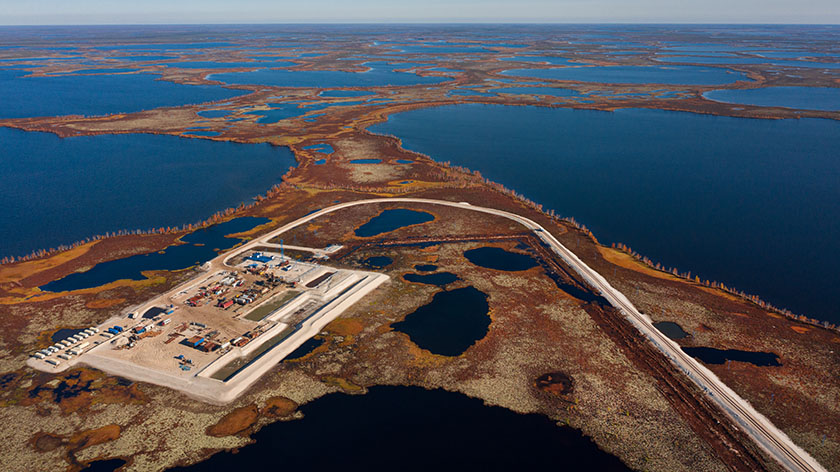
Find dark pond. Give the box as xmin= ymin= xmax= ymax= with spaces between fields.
xmin=284 ymin=337 xmax=324 ymax=361
xmin=415 ymin=264 xmax=438 ymax=272
xmin=80 ymin=458 xmax=127 ymax=472
xmin=354 ymin=209 xmax=435 ymax=238
xmin=403 ymin=272 xmax=460 ymax=286
xmin=51 ymin=328 xmax=86 ymax=343
xmin=0 ymin=69 xmax=245 ymax=118
xmin=370 ymin=103 xmax=840 ymax=323
xmin=40 ymin=217 xmax=269 ymax=292
xmin=349 ymin=158 xmax=382 ymax=164
xmin=682 ymin=347 xmax=781 ymax=366
xmin=169 ymin=386 xmax=628 ymax=471
xmin=0 ymin=128 xmax=293 ymax=259
xmin=362 ymin=256 xmax=393 ymax=269
xmin=392 ymin=286 xmax=489 ymax=356
xmin=653 ymin=321 xmax=690 ymax=340
xmin=464 ymin=247 xmax=539 ymax=272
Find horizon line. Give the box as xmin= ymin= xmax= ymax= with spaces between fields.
xmin=2 ymin=21 xmax=840 ymax=27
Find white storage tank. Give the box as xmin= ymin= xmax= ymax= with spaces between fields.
xmin=46 ymin=359 xmax=60 ymax=366
xmin=58 ymin=354 xmax=71 ymax=360
xmin=77 ymin=342 xmax=90 ymax=350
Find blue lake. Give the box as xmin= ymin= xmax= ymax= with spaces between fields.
xmin=63 ymin=67 xmax=140 ymax=74
xmin=355 ymin=209 xmax=435 ymax=238
xmin=447 ymin=89 xmax=496 ymax=97
xmin=196 ymin=109 xmax=233 ymax=118
xmin=318 ymin=90 xmax=374 ymax=98
xmin=350 ymin=159 xmax=382 ymax=164
xmin=0 ymin=128 xmax=294 ymax=258
xmin=302 ymin=143 xmax=334 ymax=154
xmin=657 ymin=55 xmax=840 ymax=69
xmin=165 ymin=60 xmax=296 ymax=69
xmin=493 ymin=86 xmax=581 ymax=97
xmin=0 ymin=70 xmax=245 ymax=118
xmin=501 ymin=56 xmax=576 ymax=65
xmin=209 ymin=61 xmax=450 ymax=88
xmin=114 ymin=55 xmax=177 ymax=61
xmin=370 ymin=104 xmax=840 ymax=323
xmin=704 ymin=87 xmax=840 ymax=111
xmin=41 ymin=217 xmax=269 ymax=292
xmin=502 ymin=65 xmax=750 ymax=85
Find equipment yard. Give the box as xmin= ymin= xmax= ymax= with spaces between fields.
xmin=27 ymin=246 xmax=388 ymax=403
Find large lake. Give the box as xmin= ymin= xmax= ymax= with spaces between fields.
xmin=0 ymin=128 xmax=295 ymax=258
xmin=0 ymin=69 xmax=245 ymax=118
xmin=170 ymin=386 xmax=628 ymax=471
xmin=370 ymin=104 xmax=840 ymax=323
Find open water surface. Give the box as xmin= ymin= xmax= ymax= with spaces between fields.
xmin=370 ymin=104 xmax=840 ymax=322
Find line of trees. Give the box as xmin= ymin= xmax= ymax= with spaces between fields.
xmin=610 ymin=242 xmax=838 ymax=333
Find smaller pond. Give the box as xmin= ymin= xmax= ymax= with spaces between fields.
xmin=391 ymin=286 xmax=490 ymax=356
xmin=319 ymin=89 xmax=375 ymax=98
xmin=362 ymin=255 xmax=393 ymax=269
xmin=196 ymin=109 xmax=232 ymax=118
xmin=354 ymin=209 xmax=435 ymax=238
xmin=51 ymin=328 xmax=86 ymax=343
xmin=414 ymin=264 xmax=438 ymax=272
xmin=464 ymin=247 xmax=539 ymax=272
xmin=403 ymin=272 xmax=460 ymax=286
xmin=704 ymin=86 xmax=840 ymax=111
xmin=302 ymin=143 xmax=334 ymax=154
xmin=285 ymin=337 xmax=324 ymax=360
xmin=41 ymin=217 xmax=269 ymax=292
xmin=682 ymin=347 xmax=781 ymax=366
xmin=314 ymin=159 xmax=327 ymax=165
xmin=396 ymin=159 xmax=413 ymax=164
xmin=349 ymin=158 xmax=382 ymax=164
xmin=653 ymin=321 xmax=689 ymax=340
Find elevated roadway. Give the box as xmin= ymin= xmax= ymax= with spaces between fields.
xmin=222 ymin=197 xmax=823 ymax=472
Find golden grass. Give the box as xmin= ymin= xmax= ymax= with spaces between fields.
xmin=85 ymin=298 xmax=126 ymax=309
xmin=596 ymin=246 xmax=680 ymax=282
xmin=0 ymin=242 xmax=97 ymax=285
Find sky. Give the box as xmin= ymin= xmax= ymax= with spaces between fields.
xmin=0 ymin=0 xmax=838 ymax=25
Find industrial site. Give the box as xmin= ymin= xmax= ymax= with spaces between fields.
xmin=27 ymin=244 xmax=388 ymax=403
